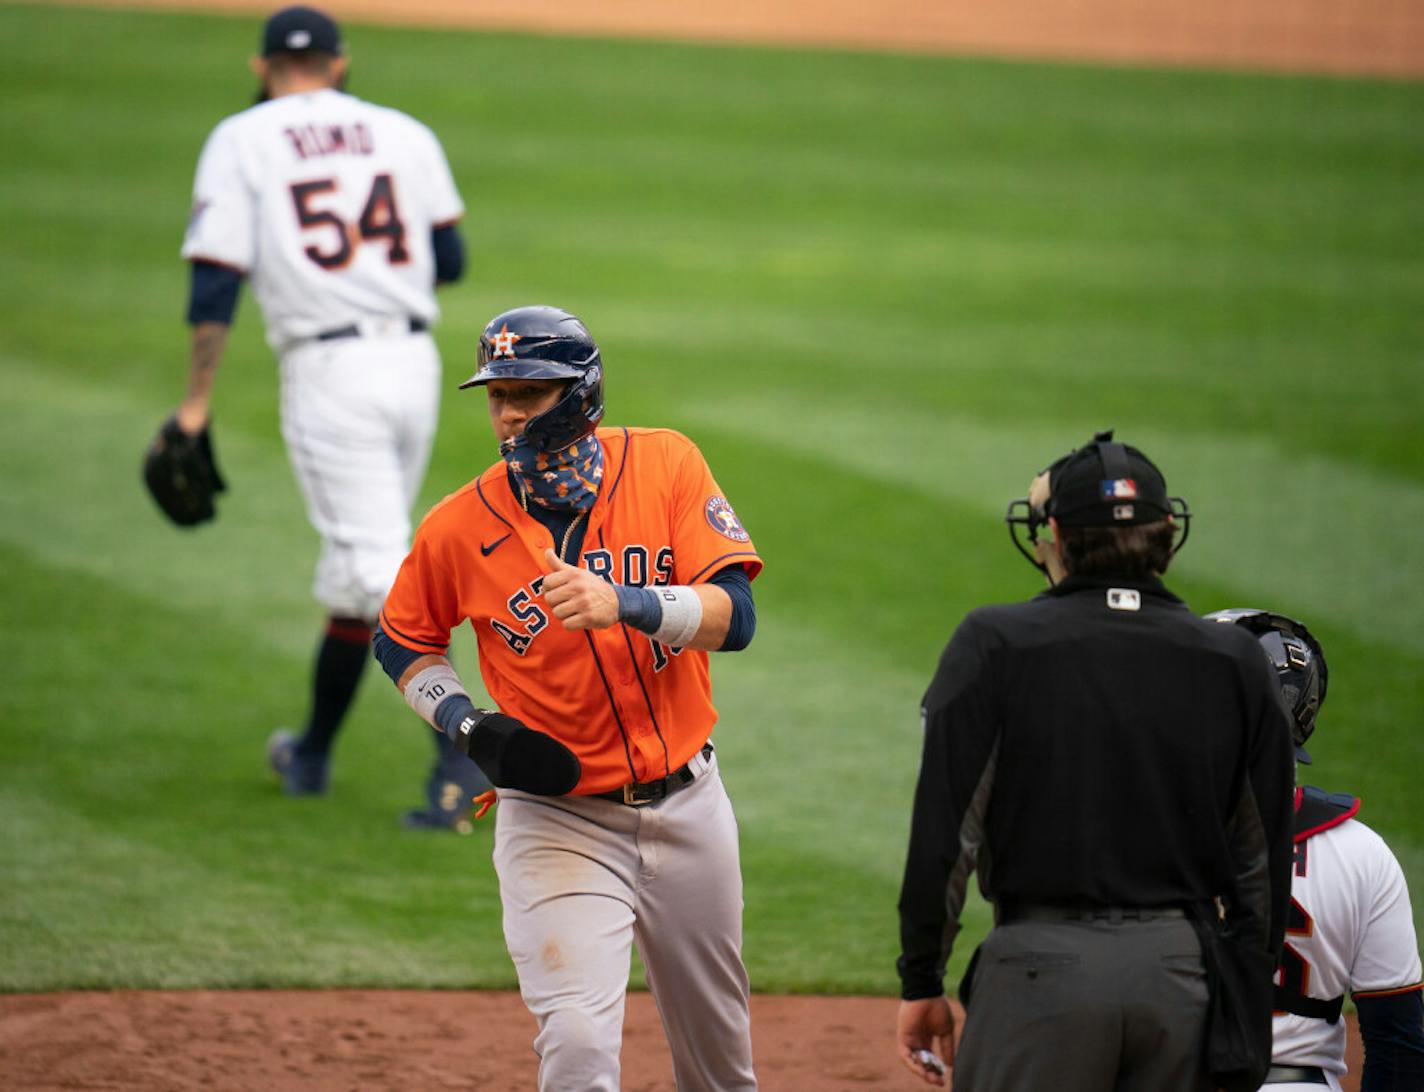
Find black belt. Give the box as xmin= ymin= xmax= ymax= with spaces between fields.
xmin=1263 ymin=1064 xmax=1326 ymax=1084
xmin=315 ymin=317 xmax=428 ymax=341
xmin=592 ymin=744 xmax=711 ymax=807
xmin=1000 ymin=901 xmax=1187 ymax=924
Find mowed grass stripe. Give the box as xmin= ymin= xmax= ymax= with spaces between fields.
xmin=0 ymin=3 xmax=1419 ymax=989
xmin=0 ymin=355 xmax=317 ymax=656
xmin=0 ymin=355 xmax=951 ymax=989
xmin=4 ymin=9 xmax=1421 ymax=472
xmin=679 ymin=399 xmax=1424 ymax=652
xmin=0 ymin=545 xmax=518 ymax=990
xmin=0 ymin=508 xmax=953 ymax=989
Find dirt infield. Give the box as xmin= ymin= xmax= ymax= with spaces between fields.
xmin=0 ymin=990 xmax=1366 ymax=1090
xmin=64 ymin=0 xmax=1424 ymax=77
xmin=3 ymin=992 xmax=903 ymax=1090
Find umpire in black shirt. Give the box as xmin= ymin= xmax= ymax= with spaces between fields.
xmin=895 ymin=432 xmax=1296 ymax=1090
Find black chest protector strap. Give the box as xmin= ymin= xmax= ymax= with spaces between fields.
xmin=1276 ymin=989 xmax=1346 ymax=1022
xmin=1274 ymin=786 xmax=1360 ymax=1023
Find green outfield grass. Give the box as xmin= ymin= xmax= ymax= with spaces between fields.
xmin=1 ymin=2 xmax=1421 ymax=993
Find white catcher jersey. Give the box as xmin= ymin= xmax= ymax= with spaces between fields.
xmin=1271 ymin=813 xmax=1423 ymax=1079
xmin=181 ymin=88 xmax=463 ymax=349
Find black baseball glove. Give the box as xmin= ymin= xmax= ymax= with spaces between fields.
xmin=142 ymin=415 xmax=227 ymax=526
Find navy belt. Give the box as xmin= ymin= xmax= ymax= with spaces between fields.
xmin=592 ymin=744 xmax=711 ymax=807
xmin=1263 ymin=1064 xmax=1326 ymax=1084
xmin=1001 ymin=901 xmax=1187 ymax=924
xmin=316 ymin=317 xmax=428 ymax=341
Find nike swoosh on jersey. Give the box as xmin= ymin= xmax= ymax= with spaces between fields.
xmin=481 ymin=535 xmax=511 ymax=556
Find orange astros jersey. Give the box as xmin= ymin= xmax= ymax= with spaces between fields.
xmin=379 ymin=427 xmax=763 ymax=795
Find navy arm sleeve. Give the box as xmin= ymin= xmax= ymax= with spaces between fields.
xmin=709 ymin=563 xmax=756 ymax=651
xmin=432 ymin=224 xmax=465 ymax=285
xmin=1358 ymin=989 xmax=1424 ymax=1092
xmin=373 ymin=621 xmax=425 ymax=684
xmin=187 ymin=260 xmax=242 ymax=325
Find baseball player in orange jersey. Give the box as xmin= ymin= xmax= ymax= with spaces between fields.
xmin=373 ymin=305 xmax=761 ymax=1091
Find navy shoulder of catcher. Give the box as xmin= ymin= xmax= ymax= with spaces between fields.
xmin=1293 ymin=785 xmax=1360 ymax=842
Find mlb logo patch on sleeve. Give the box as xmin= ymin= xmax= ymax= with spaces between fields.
xmin=1100 ymin=478 xmax=1138 ymax=499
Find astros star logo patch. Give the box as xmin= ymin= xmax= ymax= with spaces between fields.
xmin=704 ymin=496 xmax=750 ymax=542
xmin=489 ymin=323 xmax=522 ymax=359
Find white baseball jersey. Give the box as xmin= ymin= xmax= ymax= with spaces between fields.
xmin=1270 ymin=803 xmax=1423 ymax=1084
xmin=181 ymin=88 xmax=463 ymax=349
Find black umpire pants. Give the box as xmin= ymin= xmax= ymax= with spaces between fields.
xmin=954 ymin=911 xmax=1211 ymax=1092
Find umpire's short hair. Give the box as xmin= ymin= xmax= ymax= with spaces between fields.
xmin=1059 ymin=519 xmax=1174 ymax=578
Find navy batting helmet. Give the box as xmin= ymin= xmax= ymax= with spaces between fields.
xmin=460 ymin=305 xmax=605 ymax=452
xmin=1205 ymin=608 xmax=1328 ymax=764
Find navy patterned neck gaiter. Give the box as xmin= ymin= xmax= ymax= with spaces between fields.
xmin=500 ymin=433 xmax=603 ymax=512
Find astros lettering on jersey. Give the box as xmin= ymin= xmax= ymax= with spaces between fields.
xmin=380 ymin=427 xmax=763 ymax=794
xmin=182 ymin=88 xmax=463 ymax=350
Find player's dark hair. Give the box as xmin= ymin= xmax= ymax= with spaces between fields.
xmin=265 ymin=50 xmax=339 ymax=78
xmin=1059 ymin=519 xmax=1174 ymax=578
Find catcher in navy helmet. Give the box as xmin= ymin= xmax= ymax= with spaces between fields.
xmin=1205 ymin=608 xmax=1424 ymax=1090
xmin=1204 ymin=609 xmax=1326 ymax=764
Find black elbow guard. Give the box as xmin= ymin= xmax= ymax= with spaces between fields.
xmin=453 ymin=709 xmax=581 ymax=797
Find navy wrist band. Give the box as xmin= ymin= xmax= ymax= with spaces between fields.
xmin=616 ymin=584 xmax=663 ymax=634
xmin=434 ymin=693 xmax=479 ymax=740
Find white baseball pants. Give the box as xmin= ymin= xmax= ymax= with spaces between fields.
xmin=493 ymin=747 xmax=757 ymax=1092
xmin=277 ymin=331 xmax=439 ymax=621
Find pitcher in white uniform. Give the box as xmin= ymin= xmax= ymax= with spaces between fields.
xmin=1206 ymin=609 xmax=1424 ymax=1090
xmin=169 ymin=5 xmax=486 ymax=830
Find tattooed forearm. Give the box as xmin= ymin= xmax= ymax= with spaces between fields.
xmin=178 ymin=321 xmax=230 ymax=432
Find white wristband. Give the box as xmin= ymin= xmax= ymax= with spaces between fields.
xmin=651 ymin=585 xmax=703 ymax=648
xmin=403 ymin=663 xmax=468 ymax=728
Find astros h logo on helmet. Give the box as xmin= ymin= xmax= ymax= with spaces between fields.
xmin=490 ymin=323 xmax=522 ymax=359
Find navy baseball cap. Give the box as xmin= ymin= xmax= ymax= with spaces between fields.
xmin=262 ymin=6 xmax=343 ymax=56
xmin=1046 ymin=431 xmax=1173 ymax=527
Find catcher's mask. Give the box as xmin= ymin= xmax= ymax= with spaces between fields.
xmin=1204 ymin=608 xmax=1327 ymax=764
xmin=460 ymin=305 xmax=605 ymax=453
xmin=1005 ymin=429 xmax=1191 ymax=576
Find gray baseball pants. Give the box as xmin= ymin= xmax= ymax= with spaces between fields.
xmin=954 ymin=913 xmax=1211 ymax=1092
xmin=493 ymin=748 xmax=757 ymax=1091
